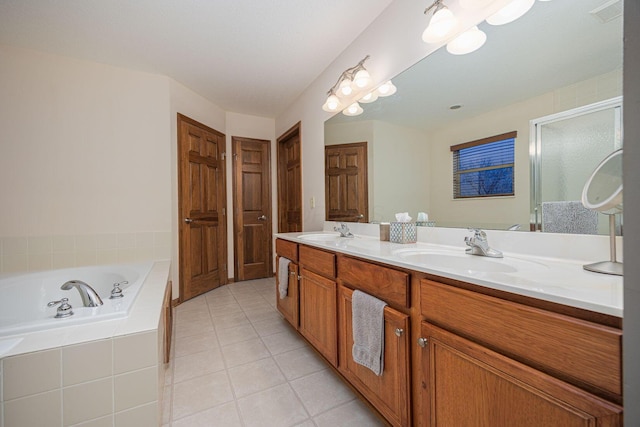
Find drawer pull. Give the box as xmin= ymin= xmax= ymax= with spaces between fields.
xmin=395 ymin=328 xmax=404 ymax=337
xmin=417 ymin=337 xmax=428 ymax=348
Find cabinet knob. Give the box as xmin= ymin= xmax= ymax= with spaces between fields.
xmin=417 ymin=337 xmax=428 ymax=348
xmin=395 ymin=328 xmax=404 ymax=337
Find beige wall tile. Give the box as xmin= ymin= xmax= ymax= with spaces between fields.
xmin=135 ymin=232 xmax=154 ymax=248
xmin=63 ymin=339 xmax=113 ymax=386
xmin=114 ymin=331 xmax=157 ymax=374
xmin=53 ymin=251 xmax=76 ymax=269
xmin=115 ymin=402 xmax=158 ymax=427
xmin=4 ymin=390 xmax=61 ymax=427
xmin=2 ymin=253 xmax=28 ymax=273
xmin=3 ymin=349 xmax=61 ymax=400
xmin=117 ymin=233 xmax=136 ymax=249
xmin=28 ymin=253 xmax=53 ymax=271
xmin=114 ymin=367 xmax=157 ymax=411
xmin=53 ymin=235 xmax=76 ymax=252
xmin=75 ymin=250 xmax=97 ymax=267
xmin=97 ymin=249 xmax=119 ymax=265
xmin=75 ymin=235 xmax=97 ymax=252
xmin=71 ymin=415 xmax=113 ymax=427
xmin=2 ymin=237 xmax=28 ymax=255
xmin=28 ymin=236 xmax=52 ymax=254
xmin=97 ymin=233 xmax=118 ymax=250
xmin=63 ymin=378 xmax=113 ymax=426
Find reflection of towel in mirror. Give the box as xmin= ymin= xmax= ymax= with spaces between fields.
xmin=278 ymin=257 xmax=291 ymax=299
xmin=352 ymin=290 xmax=387 ymax=376
xmin=542 ymin=201 xmax=598 ymax=234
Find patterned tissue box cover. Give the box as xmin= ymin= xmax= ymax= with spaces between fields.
xmin=390 ymin=222 xmax=417 ymax=244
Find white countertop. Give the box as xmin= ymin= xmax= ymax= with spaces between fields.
xmin=276 ymin=232 xmax=623 ymax=318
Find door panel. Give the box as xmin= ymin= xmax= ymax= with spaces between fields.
xmin=178 ymin=114 xmax=227 ymax=302
xmin=325 ymin=142 xmax=368 ymax=222
xmin=278 ymin=123 xmax=302 ymax=232
xmin=232 ymin=137 xmax=272 ymax=281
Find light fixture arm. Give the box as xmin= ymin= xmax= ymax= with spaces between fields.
xmin=326 ymin=55 xmax=370 ymax=96
xmin=424 ymin=0 xmax=444 ymax=16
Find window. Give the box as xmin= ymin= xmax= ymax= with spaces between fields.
xmin=451 ymin=131 xmax=516 ymax=199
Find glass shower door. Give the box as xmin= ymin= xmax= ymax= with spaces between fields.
xmin=531 ymin=97 xmax=622 ymax=233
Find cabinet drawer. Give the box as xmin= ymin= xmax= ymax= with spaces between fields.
xmin=339 ymin=256 xmax=410 ymax=308
xmin=276 ymin=238 xmax=298 ymax=262
xmin=299 ymin=245 xmax=336 ymax=278
xmin=420 ymin=279 xmax=622 ymax=400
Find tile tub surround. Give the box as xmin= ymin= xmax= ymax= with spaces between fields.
xmin=0 ymin=232 xmax=171 ymax=274
xmin=164 ymin=277 xmax=385 ymax=427
xmin=0 ymin=261 xmax=170 ymax=427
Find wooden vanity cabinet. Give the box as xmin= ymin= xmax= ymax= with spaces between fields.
xmin=275 ymin=239 xmax=299 ymax=328
xmin=420 ymin=322 xmax=622 ymax=426
xmin=418 ymin=279 xmax=623 ymax=426
xmin=338 ymin=285 xmax=411 ymax=427
xmin=298 ymin=245 xmax=338 ymax=367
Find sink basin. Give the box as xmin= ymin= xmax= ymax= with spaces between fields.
xmin=396 ymin=249 xmax=547 ymax=274
xmin=297 ymin=233 xmax=341 ymax=242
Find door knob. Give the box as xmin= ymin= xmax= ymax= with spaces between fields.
xmin=184 ymin=218 xmax=193 ymax=224
xmin=258 ymin=215 xmax=267 ymax=221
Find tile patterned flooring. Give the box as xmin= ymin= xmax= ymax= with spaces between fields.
xmin=163 ymin=277 xmax=385 ymax=427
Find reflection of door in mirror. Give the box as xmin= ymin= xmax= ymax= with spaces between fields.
xmin=531 ymin=97 xmax=622 ymax=234
xmin=325 ymin=142 xmax=369 ymax=222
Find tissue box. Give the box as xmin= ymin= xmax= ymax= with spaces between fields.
xmin=379 ymin=223 xmax=390 ymax=241
xmin=390 ymin=222 xmax=417 ymax=244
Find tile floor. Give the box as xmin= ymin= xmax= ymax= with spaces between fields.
xmin=162 ymin=277 xmax=385 ymax=427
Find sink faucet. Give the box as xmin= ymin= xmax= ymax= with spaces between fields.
xmin=464 ymin=229 xmax=503 ymax=258
xmin=61 ymin=280 xmax=104 ymax=307
xmin=333 ymin=222 xmax=354 ymax=238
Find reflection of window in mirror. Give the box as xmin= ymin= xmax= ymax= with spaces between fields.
xmin=451 ymin=131 xmax=516 ymax=199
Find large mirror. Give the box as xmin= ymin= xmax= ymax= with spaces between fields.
xmin=324 ymin=0 xmax=623 ymax=233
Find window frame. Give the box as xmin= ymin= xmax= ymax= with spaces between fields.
xmin=450 ymin=131 xmax=517 ymax=199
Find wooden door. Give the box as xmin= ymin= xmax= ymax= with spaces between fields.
xmin=325 ymin=142 xmax=368 ymax=222
xmin=277 ymin=122 xmax=302 ymax=232
xmin=276 ymin=256 xmax=299 ymax=328
xmin=338 ymin=285 xmax=411 ymax=427
xmin=299 ymin=267 xmax=337 ymax=367
xmin=178 ymin=114 xmax=227 ymax=301
xmin=420 ymin=322 xmax=622 ymax=427
xmin=232 ymin=137 xmax=272 ymax=281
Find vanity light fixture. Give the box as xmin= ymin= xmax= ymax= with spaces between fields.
xmin=322 ymin=55 xmax=372 ymax=113
xmin=343 ymin=102 xmax=364 ymax=117
xmin=422 ymin=0 xmax=459 ymax=43
xmin=447 ymin=25 xmax=487 ymax=55
xmin=486 ymin=0 xmax=535 ymax=25
xmin=376 ymin=80 xmax=397 ymax=97
xmin=359 ymin=90 xmax=379 ymax=104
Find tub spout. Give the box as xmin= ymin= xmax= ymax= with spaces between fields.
xmin=61 ymin=280 xmax=104 ymax=307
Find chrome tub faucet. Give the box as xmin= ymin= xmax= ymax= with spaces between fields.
xmin=464 ymin=229 xmax=503 ymax=258
xmin=61 ymin=280 xmax=104 ymax=307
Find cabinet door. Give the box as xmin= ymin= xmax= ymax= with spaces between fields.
xmin=419 ymin=322 xmax=622 ymax=427
xmin=299 ymin=267 xmax=337 ymax=366
xmin=276 ymin=256 xmax=298 ymax=328
xmin=338 ymin=285 xmax=411 ymax=427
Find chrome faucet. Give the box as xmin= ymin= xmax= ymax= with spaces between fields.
xmin=61 ymin=280 xmax=104 ymax=307
xmin=333 ymin=222 xmax=354 ymax=238
xmin=464 ymin=229 xmax=503 ymax=258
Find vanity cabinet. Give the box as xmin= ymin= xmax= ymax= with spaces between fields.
xmin=338 ymin=285 xmax=411 ymax=427
xmin=418 ymin=279 xmax=623 ymax=426
xmin=298 ymin=245 xmax=338 ymax=367
xmin=275 ymin=239 xmax=299 ymax=328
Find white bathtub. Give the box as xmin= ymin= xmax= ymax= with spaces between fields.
xmin=0 ymin=262 xmax=153 ymax=338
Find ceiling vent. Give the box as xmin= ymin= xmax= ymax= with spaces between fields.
xmin=590 ymin=0 xmax=623 ymax=24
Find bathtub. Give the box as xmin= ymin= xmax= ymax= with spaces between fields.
xmin=0 ymin=262 xmax=153 ymax=338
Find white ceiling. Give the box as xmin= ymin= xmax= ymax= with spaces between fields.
xmin=0 ymin=0 xmax=394 ymax=117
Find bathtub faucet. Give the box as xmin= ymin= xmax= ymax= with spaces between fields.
xmin=61 ymin=280 xmax=104 ymax=307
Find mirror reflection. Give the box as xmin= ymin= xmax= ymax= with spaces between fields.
xmin=324 ymin=0 xmax=623 ymax=233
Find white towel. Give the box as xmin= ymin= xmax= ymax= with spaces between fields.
xmin=352 ymin=290 xmax=387 ymax=376
xmin=278 ymin=257 xmax=291 ymax=299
